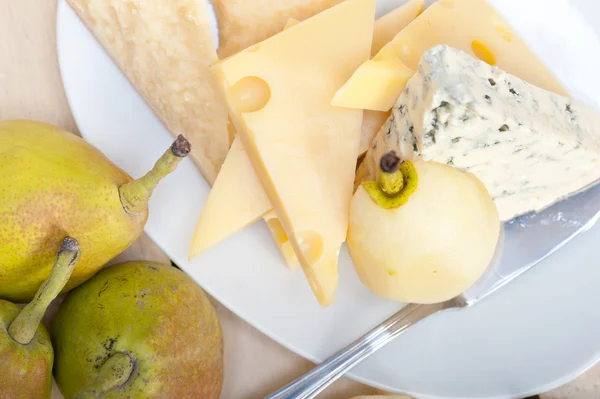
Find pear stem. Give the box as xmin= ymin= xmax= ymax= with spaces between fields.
xmin=73 ymin=352 xmax=135 ymax=399
xmin=379 ymin=151 xmax=404 ymax=196
xmin=119 ymin=135 xmax=191 ymax=215
xmin=8 ymin=237 xmax=81 ymax=345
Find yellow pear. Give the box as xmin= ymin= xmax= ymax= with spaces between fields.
xmin=348 ymin=151 xmax=500 ymax=303
xmin=0 ymin=120 xmax=190 ymax=302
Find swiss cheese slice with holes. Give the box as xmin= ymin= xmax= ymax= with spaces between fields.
xmin=189 ymin=0 xmax=417 ymax=268
xmin=211 ymin=0 xmax=375 ymax=306
xmin=190 ymin=17 xmax=303 ymax=268
xmin=332 ymin=0 xmax=567 ymax=112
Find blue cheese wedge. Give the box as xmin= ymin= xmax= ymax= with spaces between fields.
xmin=366 ymin=45 xmax=600 ymax=221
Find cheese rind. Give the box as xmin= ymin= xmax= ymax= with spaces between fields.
xmin=334 ymin=0 xmax=567 ymax=112
xmin=67 ymin=0 xmax=229 ymax=184
xmin=213 ymin=0 xmax=375 ymax=306
xmin=366 ymin=45 xmax=600 ymax=221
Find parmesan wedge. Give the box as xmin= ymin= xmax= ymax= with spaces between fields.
xmin=66 ymin=0 xmax=229 ymax=184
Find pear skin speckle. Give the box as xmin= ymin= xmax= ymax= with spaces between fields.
xmin=52 ymin=262 xmax=223 ymax=399
xmin=0 ymin=121 xmax=144 ymax=302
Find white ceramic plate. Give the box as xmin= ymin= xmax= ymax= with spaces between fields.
xmin=57 ymin=1 xmax=600 ymax=398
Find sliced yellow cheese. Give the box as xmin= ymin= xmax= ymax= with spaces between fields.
xmin=332 ymin=0 xmax=567 ymax=112
xmin=189 ymin=16 xmax=304 ymax=267
xmin=66 ymin=0 xmax=229 ymax=184
xmin=212 ymin=0 xmax=375 ymax=306
xmin=371 ymin=0 xmax=424 ymax=55
xmin=358 ymin=0 xmax=423 ymax=154
xmin=190 ymin=0 xmax=417 ymax=262
xmin=213 ymin=0 xmax=344 ymax=58
xmin=263 ymin=210 xmax=299 ymax=271
xmin=189 ymin=135 xmax=300 ymax=270
xmin=189 ymin=139 xmax=271 ymax=259
xmin=262 ymin=17 xmax=302 ymax=271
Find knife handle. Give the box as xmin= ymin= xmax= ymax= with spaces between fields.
xmin=264 ymin=301 xmax=458 ymax=399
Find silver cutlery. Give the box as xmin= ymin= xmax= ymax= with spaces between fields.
xmin=265 ymin=180 xmax=600 ymax=399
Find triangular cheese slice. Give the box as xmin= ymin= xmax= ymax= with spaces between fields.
xmin=189 ymin=16 xmax=304 ymax=267
xmin=332 ymin=0 xmax=566 ymax=112
xmin=189 ymin=0 xmax=418 ymax=264
xmin=189 ymin=139 xmax=270 ymax=259
xmin=212 ymin=0 xmax=375 ymax=306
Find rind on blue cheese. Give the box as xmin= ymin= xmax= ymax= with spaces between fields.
xmin=365 ymin=45 xmax=600 ymax=221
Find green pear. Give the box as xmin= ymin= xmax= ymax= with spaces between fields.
xmin=51 ymin=261 xmax=223 ymax=399
xmin=0 ymin=120 xmax=190 ymax=302
xmin=0 ymin=237 xmax=80 ymax=399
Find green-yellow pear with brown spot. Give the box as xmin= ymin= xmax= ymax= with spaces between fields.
xmin=0 ymin=120 xmax=190 ymax=302
xmin=51 ymin=261 xmax=223 ymax=399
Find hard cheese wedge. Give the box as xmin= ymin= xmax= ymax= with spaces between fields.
xmin=190 ymin=0 xmax=417 ymax=264
xmin=66 ymin=0 xmax=229 ymax=184
xmin=212 ymin=0 xmax=375 ymax=306
xmin=332 ymin=0 xmax=567 ymax=112
xmin=190 ymin=17 xmax=302 ymax=268
xmin=189 ymin=139 xmax=271 ymax=259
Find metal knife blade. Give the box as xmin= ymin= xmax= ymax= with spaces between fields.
xmin=461 ymin=179 xmax=600 ymax=305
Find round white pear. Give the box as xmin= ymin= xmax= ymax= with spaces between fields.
xmin=348 ymin=159 xmax=500 ymax=304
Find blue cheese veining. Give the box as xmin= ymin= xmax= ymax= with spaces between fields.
xmin=365 ymin=45 xmax=600 ymax=221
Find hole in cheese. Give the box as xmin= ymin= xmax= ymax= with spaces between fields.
xmin=471 ymin=40 xmax=496 ymax=65
xmin=267 ymin=218 xmax=289 ymax=244
xmin=227 ymin=115 xmax=236 ymax=146
xmin=438 ymin=0 xmax=455 ymax=9
xmin=296 ymin=231 xmax=324 ymax=266
xmin=494 ymin=21 xmax=513 ymax=42
xmin=230 ymin=76 xmax=271 ymax=113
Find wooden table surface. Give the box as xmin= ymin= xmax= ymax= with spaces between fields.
xmin=1 ymin=1 xmax=597 ymax=398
